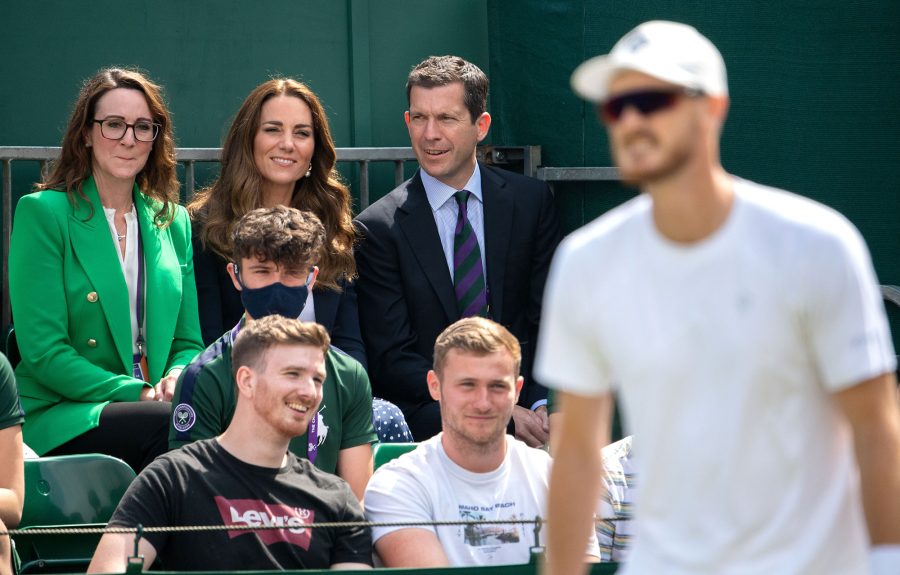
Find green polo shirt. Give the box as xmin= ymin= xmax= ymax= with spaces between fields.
xmin=168 ymin=322 xmax=376 ymax=474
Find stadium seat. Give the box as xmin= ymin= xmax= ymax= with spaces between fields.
xmin=373 ymin=442 xmax=416 ymax=469
xmin=14 ymin=454 xmax=136 ymax=574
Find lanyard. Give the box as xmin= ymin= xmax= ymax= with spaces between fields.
xmin=135 ymin=223 xmax=145 ymax=356
xmin=131 ymin=222 xmax=149 ymax=382
xmin=229 ymin=319 xmax=318 ymax=464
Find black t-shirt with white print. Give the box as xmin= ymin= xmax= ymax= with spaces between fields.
xmin=109 ymin=439 xmax=372 ymax=570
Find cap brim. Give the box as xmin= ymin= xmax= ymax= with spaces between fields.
xmin=571 ymin=55 xmax=704 ymax=103
xmin=571 ymin=54 xmax=616 ymax=103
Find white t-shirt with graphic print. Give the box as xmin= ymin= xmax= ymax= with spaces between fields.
xmin=365 ymin=433 xmax=599 ymax=566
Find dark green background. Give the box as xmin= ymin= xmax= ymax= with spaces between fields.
xmin=3 ymin=0 xmax=899 ymax=330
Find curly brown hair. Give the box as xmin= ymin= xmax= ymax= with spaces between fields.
xmin=189 ymin=78 xmax=356 ymax=291
xmin=232 ymin=205 xmax=325 ymax=270
xmin=37 ymin=67 xmax=178 ymax=226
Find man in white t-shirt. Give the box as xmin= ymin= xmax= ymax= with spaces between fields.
xmin=537 ymin=20 xmax=900 ymax=575
xmin=365 ymin=317 xmax=599 ymax=568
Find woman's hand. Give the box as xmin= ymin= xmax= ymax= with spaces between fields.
xmin=138 ymin=368 xmax=181 ymax=402
xmin=153 ymin=368 xmax=182 ymax=402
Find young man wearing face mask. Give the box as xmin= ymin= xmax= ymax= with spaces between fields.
xmin=168 ymin=206 xmax=378 ymax=502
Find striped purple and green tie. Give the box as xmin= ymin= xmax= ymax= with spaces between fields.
xmin=453 ymin=190 xmax=488 ymax=318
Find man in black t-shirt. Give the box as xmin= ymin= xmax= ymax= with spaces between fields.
xmin=88 ymin=316 xmax=372 ymax=572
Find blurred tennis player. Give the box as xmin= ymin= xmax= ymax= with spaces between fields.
xmin=538 ymin=20 xmax=900 ymax=575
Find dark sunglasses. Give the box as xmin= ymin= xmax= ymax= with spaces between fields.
xmin=600 ymin=87 xmax=703 ymax=123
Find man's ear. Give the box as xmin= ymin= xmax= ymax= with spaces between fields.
xmin=706 ymin=95 xmax=730 ymax=127
xmin=514 ymin=375 xmax=524 ymax=403
xmin=475 ymin=112 xmax=491 ymax=143
xmin=228 ymin=262 xmax=242 ymax=292
xmin=235 ymin=365 xmax=256 ymax=398
xmin=404 ymin=110 xmax=411 ymax=128
xmin=427 ymin=370 xmax=442 ymax=402
xmin=307 ymin=266 xmax=320 ymax=291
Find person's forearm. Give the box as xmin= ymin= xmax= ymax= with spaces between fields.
xmin=856 ymin=422 xmax=900 ymax=543
xmin=336 ymin=445 xmax=374 ymax=505
xmin=0 ymin=517 xmax=11 ymax=575
xmin=543 ymin=392 xmax=610 ymax=575
xmin=0 ymin=489 xmax=22 ymax=528
xmin=545 ymin=442 xmax=603 ymax=575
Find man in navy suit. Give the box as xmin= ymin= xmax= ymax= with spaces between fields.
xmin=354 ymin=55 xmax=561 ymax=443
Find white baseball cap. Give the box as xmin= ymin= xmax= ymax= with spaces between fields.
xmin=571 ymin=20 xmax=728 ymax=103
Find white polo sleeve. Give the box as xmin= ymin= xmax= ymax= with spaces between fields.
xmin=535 ymin=235 xmax=614 ymax=396
xmin=805 ymin=216 xmax=896 ymax=391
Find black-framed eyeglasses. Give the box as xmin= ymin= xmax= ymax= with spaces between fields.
xmin=92 ymin=117 xmax=160 ymax=142
xmin=599 ymin=87 xmax=704 ymax=124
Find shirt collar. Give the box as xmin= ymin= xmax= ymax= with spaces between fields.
xmin=421 ymin=163 xmax=483 ymax=212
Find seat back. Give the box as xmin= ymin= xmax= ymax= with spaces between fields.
xmin=14 ymin=454 xmax=136 ymax=574
xmin=20 ymin=454 xmax=135 ymax=527
xmin=373 ymin=442 xmax=416 ymax=469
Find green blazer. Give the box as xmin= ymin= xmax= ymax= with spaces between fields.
xmin=9 ymin=177 xmax=204 ymax=454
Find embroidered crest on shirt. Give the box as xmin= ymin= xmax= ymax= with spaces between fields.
xmin=172 ymin=403 xmax=196 ymax=432
xmin=314 ymin=406 xmax=329 ymax=448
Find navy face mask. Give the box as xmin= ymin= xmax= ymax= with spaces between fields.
xmin=235 ymin=266 xmax=314 ymax=320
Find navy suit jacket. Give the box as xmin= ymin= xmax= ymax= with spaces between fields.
xmin=192 ymin=240 xmax=366 ymax=368
xmin=354 ymin=163 xmax=561 ymax=431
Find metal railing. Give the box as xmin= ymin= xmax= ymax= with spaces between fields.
xmin=0 ymin=146 xmax=420 ymax=206
xmin=0 ymin=145 xmax=423 ymax=332
xmin=536 ymin=166 xmax=620 ymax=182
xmin=0 ymin=144 xmax=571 ymax=333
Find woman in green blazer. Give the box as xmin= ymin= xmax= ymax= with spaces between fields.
xmin=9 ymin=68 xmax=203 ymax=472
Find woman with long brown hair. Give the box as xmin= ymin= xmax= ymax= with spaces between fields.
xmin=9 ymin=67 xmax=204 ymax=471
xmin=189 ymin=78 xmax=366 ymax=365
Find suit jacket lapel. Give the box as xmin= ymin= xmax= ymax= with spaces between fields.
xmin=68 ymin=178 xmax=132 ymax=373
xmin=398 ymin=172 xmax=457 ymax=323
xmin=482 ymin=165 xmax=512 ymax=320
xmin=137 ymin=193 xmax=179 ymax=383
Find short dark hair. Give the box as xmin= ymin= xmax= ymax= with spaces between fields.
xmin=231 ymin=205 xmax=325 ymax=268
xmin=231 ymin=315 xmax=330 ymax=377
xmin=406 ymin=55 xmax=489 ymax=122
xmin=433 ymin=317 xmax=521 ymax=376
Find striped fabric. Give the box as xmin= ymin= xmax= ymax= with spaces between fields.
xmin=597 ymin=436 xmax=635 ymax=562
xmin=453 ymin=190 xmax=488 ymax=317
